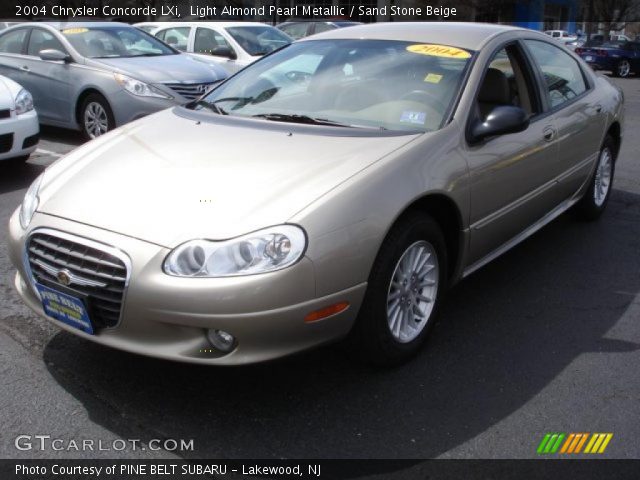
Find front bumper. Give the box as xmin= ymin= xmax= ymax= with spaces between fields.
xmin=108 ymin=90 xmax=181 ymax=127
xmin=0 ymin=110 xmax=39 ymax=161
xmin=8 ymin=210 xmax=366 ymax=365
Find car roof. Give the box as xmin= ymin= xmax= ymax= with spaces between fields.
xmin=300 ymin=22 xmax=523 ymax=50
xmin=137 ymin=21 xmax=271 ymax=28
xmin=34 ymin=21 xmax=133 ymax=30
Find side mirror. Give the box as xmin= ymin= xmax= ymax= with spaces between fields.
xmin=39 ymin=49 xmax=71 ymax=62
xmin=469 ymin=105 xmax=529 ymax=144
xmin=210 ymin=46 xmax=237 ymax=60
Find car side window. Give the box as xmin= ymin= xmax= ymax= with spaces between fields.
xmin=279 ymin=23 xmax=308 ymax=40
xmin=313 ymin=23 xmax=335 ymax=35
xmin=156 ymin=27 xmax=189 ymax=51
xmin=194 ymin=28 xmax=232 ymax=56
xmin=0 ymin=28 xmax=28 ymax=54
xmin=524 ymin=40 xmax=587 ymax=109
xmin=27 ymin=29 xmax=66 ymax=56
xmin=476 ymin=44 xmax=540 ymax=121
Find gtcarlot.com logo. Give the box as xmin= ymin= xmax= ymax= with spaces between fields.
xmin=537 ymin=433 xmax=613 ymax=455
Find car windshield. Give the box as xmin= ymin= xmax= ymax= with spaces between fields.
xmin=225 ymin=26 xmax=292 ymax=56
xmin=191 ymin=39 xmax=473 ymax=133
xmin=61 ymin=26 xmax=177 ymax=58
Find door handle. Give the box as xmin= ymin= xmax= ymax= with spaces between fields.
xmin=20 ymin=65 xmax=30 ymax=72
xmin=543 ymin=126 xmax=556 ymax=142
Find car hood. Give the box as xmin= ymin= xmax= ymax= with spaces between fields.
xmin=90 ymin=54 xmax=227 ymax=84
xmin=38 ymin=109 xmax=417 ymax=248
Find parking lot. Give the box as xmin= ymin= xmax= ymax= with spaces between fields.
xmin=1 ymin=76 xmax=639 ymax=462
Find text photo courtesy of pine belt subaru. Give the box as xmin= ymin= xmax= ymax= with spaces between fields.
xmin=137 ymin=22 xmax=293 ymax=74
xmin=0 ymin=73 xmax=39 ymax=163
xmin=0 ymin=22 xmax=228 ymax=139
xmin=8 ymin=23 xmax=623 ymax=366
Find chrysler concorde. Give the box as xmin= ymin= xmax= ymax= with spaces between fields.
xmin=8 ymin=23 xmax=624 ymax=365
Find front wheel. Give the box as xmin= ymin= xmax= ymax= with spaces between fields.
xmin=574 ymin=135 xmax=615 ymax=220
xmin=348 ymin=213 xmax=447 ymax=366
xmin=81 ymin=94 xmax=115 ymax=140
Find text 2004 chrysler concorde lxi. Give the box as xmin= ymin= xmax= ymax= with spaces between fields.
xmin=8 ymin=23 xmax=624 ymax=365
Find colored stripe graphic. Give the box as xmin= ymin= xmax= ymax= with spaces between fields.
xmin=539 ymin=433 xmax=613 ymax=454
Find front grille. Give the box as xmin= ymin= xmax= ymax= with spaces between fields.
xmin=0 ymin=109 xmax=10 ymax=119
xmin=27 ymin=232 xmax=128 ymax=330
xmin=22 ymin=133 xmax=39 ymax=149
xmin=0 ymin=133 xmax=13 ymax=153
xmin=164 ymin=82 xmax=216 ymax=100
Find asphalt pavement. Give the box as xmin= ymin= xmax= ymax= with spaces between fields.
xmin=1 ymin=77 xmax=639 ymax=462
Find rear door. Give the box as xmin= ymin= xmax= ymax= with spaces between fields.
xmin=523 ymin=39 xmax=605 ymax=200
xmin=22 ymin=27 xmax=73 ymax=124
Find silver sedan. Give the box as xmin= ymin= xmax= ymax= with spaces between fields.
xmin=0 ymin=22 xmax=228 ymax=139
xmin=8 ymin=23 xmax=624 ymax=366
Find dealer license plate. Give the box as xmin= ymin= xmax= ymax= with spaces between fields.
xmin=585 ymin=55 xmax=594 ymax=61
xmin=36 ymin=283 xmax=94 ymax=335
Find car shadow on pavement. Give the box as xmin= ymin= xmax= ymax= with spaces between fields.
xmin=0 ymin=161 xmax=44 ymax=196
xmin=42 ymin=188 xmax=640 ymax=463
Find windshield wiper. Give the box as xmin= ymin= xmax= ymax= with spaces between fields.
xmin=190 ymin=100 xmax=228 ymax=115
xmin=251 ymin=113 xmax=353 ymax=128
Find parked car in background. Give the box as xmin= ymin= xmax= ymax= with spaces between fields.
xmin=139 ymin=22 xmax=292 ymax=74
xmin=0 ymin=22 xmax=228 ymax=139
xmin=0 ymin=73 xmax=38 ymax=164
xmin=277 ymin=19 xmax=362 ymax=40
xmin=544 ymin=29 xmax=578 ymax=44
xmin=8 ymin=23 xmax=624 ymax=366
xmin=0 ymin=21 xmax=21 ymax=31
xmin=576 ymin=41 xmax=640 ymax=77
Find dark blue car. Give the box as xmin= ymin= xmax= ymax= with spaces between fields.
xmin=576 ymin=41 xmax=640 ymax=78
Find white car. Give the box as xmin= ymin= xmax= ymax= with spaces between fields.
xmin=544 ymin=30 xmax=578 ymax=44
xmin=0 ymin=74 xmax=38 ymax=163
xmin=136 ymin=22 xmax=292 ymax=74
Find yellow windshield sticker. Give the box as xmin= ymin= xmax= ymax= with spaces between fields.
xmin=62 ymin=28 xmax=88 ymax=34
xmin=407 ymin=44 xmax=471 ymax=59
xmin=424 ymin=73 xmax=443 ymax=84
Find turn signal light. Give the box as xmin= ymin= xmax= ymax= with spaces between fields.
xmin=304 ymin=302 xmax=349 ymax=323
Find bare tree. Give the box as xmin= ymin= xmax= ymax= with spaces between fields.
xmin=593 ymin=0 xmax=640 ymax=33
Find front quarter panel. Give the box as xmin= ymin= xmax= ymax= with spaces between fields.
xmin=290 ymin=121 xmax=470 ymax=298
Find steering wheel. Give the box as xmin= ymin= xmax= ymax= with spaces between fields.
xmin=399 ymin=90 xmax=447 ymax=113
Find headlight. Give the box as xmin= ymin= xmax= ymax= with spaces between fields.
xmin=15 ymin=89 xmax=33 ymax=115
xmin=114 ymin=73 xmax=171 ymax=99
xmin=164 ymin=225 xmax=306 ymax=277
xmin=19 ymin=173 xmax=43 ymax=229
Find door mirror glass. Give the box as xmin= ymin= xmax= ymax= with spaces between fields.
xmin=39 ymin=48 xmax=70 ymax=62
xmin=470 ymin=105 xmax=529 ymax=143
xmin=211 ymin=46 xmax=236 ymax=59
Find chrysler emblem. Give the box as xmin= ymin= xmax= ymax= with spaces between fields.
xmin=57 ymin=269 xmax=72 ymax=286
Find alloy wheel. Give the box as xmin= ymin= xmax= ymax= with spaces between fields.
xmin=386 ymin=240 xmax=439 ymax=343
xmin=594 ymin=147 xmax=612 ymax=207
xmin=618 ymin=60 xmax=631 ymax=77
xmin=84 ymin=102 xmax=109 ymax=139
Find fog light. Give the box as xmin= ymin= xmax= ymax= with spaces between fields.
xmin=206 ymin=329 xmax=236 ymax=353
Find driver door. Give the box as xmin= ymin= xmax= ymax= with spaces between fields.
xmin=22 ymin=28 xmax=72 ymax=124
xmin=465 ymin=42 xmax=561 ymax=266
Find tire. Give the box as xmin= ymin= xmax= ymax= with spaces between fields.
xmin=613 ymin=59 xmax=631 ymax=78
xmin=80 ymin=94 xmax=115 ymax=140
xmin=574 ymin=135 xmax=616 ymax=221
xmin=347 ymin=212 xmax=448 ymax=366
